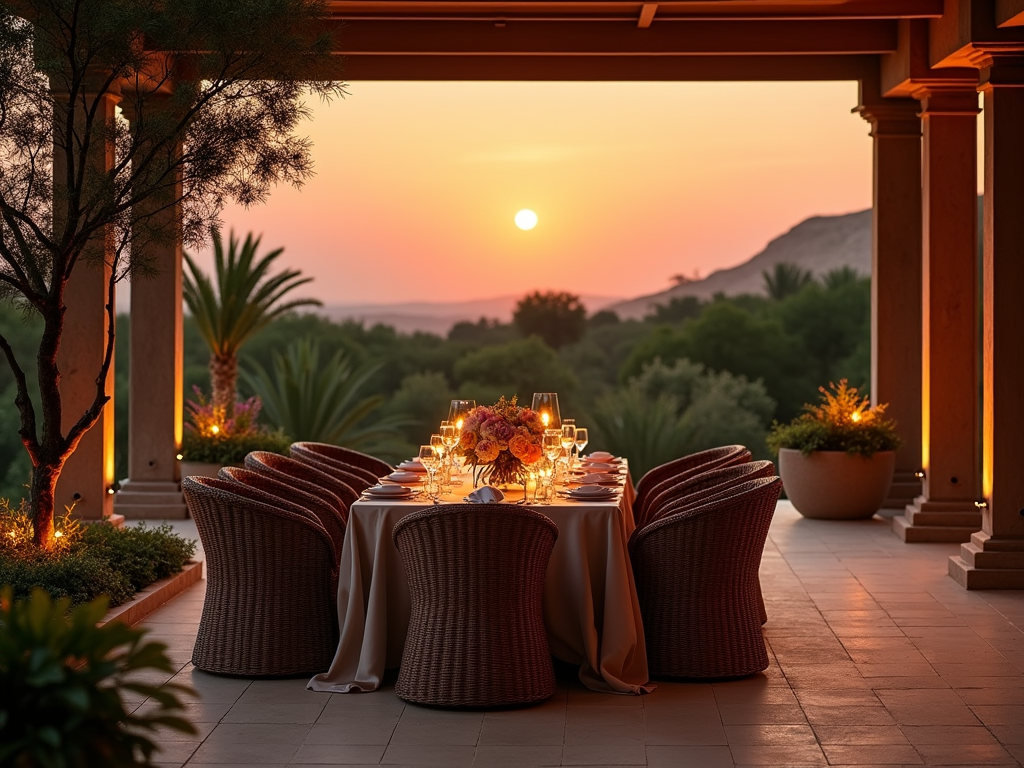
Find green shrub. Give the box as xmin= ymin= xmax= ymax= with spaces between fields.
xmin=0 ymin=501 xmax=197 ymax=607
xmin=0 ymin=587 xmax=196 ymax=767
xmin=767 ymin=379 xmax=901 ymax=457
xmin=180 ymin=426 xmax=291 ymax=464
xmin=81 ymin=524 xmax=196 ymax=593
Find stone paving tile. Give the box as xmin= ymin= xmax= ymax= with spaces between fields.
xmin=120 ymin=505 xmax=1024 ymax=767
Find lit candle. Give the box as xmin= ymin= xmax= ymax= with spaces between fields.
xmin=526 ymin=472 xmax=537 ymax=498
xmin=541 ymin=412 xmax=550 ymax=427
xmin=456 ymin=418 xmax=464 ymax=430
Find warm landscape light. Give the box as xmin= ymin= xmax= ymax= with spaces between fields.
xmin=54 ymin=530 xmax=63 ymax=538
xmin=176 ymin=453 xmax=184 ymax=461
xmin=210 ymin=424 xmax=220 ymax=435
xmin=107 ymin=487 xmax=115 ymax=495
xmin=850 ymin=411 xmax=862 ymax=423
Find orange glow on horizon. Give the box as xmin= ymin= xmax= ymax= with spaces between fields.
xmin=202 ymin=81 xmax=874 ymax=307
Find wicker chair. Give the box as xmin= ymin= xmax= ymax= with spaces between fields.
xmin=643 ymin=460 xmax=777 ymax=527
xmin=630 ymin=476 xmax=782 ymax=679
xmin=219 ymin=466 xmax=346 ymax=563
xmin=182 ymin=476 xmax=339 ymax=677
xmin=245 ymin=451 xmax=359 ymax=522
xmin=634 ymin=445 xmax=752 ymax=528
xmin=289 ymin=446 xmax=378 ymax=492
xmin=291 ymin=441 xmax=393 ymax=479
xmin=392 ymin=503 xmax=559 ymax=708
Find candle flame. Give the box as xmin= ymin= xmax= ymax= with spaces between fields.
xmin=456 ymin=418 xmax=463 ymax=430
xmin=541 ymin=413 xmax=550 ymax=426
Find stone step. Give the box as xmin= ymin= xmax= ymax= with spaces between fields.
xmin=892 ymin=515 xmax=979 ymax=543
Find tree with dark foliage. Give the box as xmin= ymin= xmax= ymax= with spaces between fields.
xmin=0 ymin=0 xmax=343 ymax=547
xmin=513 ymin=291 xmax=587 ymax=350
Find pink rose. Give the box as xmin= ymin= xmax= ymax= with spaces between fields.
xmin=475 ymin=439 xmax=500 ymax=463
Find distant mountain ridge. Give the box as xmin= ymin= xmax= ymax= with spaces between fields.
xmin=609 ymin=208 xmax=872 ymax=320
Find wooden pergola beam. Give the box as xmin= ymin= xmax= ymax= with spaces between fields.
xmin=325 ymin=0 xmax=943 ymax=22
xmin=325 ymin=18 xmax=898 ymax=55
xmin=337 ymin=52 xmax=876 ymax=80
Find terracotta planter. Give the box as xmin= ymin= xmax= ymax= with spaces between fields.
xmin=179 ymin=461 xmax=225 ymax=480
xmin=778 ymin=448 xmax=896 ymax=520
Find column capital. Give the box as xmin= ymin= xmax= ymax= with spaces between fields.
xmin=973 ymin=51 xmax=1024 ymax=89
xmin=912 ymin=83 xmax=981 ymax=116
xmin=854 ymin=98 xmax=921 ymax=138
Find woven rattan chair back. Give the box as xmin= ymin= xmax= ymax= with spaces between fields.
xmin=219 ymin=466 xmax=346 ymax=564
xmin=643 ymin=460 xmax=776 ymax=527
xmin=245 ymin=451 xmax=359 ymax=519
xmin=291 ymin=441 xmax=393 ymax=479
xmin=634 ymin=445 xmax=752 ymax=527
xmin=182 ymin=476 xmax=339 ymax=677
xmin=392 ymin=503 xmax=559 ymax=708
xmin=630 ymin=476 xmax=782 ymax=679
xmin=289 ymin=445 xmax=378 ymax=492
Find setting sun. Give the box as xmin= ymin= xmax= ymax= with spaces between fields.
xmin=515 ymin=209 xmax=538 ymax=231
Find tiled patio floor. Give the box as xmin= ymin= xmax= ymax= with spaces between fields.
xmin=134 ymin=502 xmax=1024 ymax=767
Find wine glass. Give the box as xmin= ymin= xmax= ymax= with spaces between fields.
xmin=418 ymin=445 xmax=440 ymax=500
xmin=574 ymin=427 xmax=589 ymax=468
xmin=542 ymin=432 xmax=562 ymax=499
xmin=561 ymin=418 xmax=577 ymax=468
xmin=430 ymin=434 xmax=449 ymax=488
xmin=560 ymin=424 xmax=577 ymax=478
xmin=440 ymin=423 xmax=460 ymax=480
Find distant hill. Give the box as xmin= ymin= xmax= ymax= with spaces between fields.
xmin=610 ymin=208 xmax=872 ymax=320
xmin=321 ymin=294 xmax=626 ymax=336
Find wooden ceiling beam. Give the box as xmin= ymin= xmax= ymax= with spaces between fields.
xmin=325 ymin=0 xmax=943 ymax=22
xmin=336 ymin=52 xmax=877 ymax=79
xmin=325 ymin=18 xmax=897 ymax=55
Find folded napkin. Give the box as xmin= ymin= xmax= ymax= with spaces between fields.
xmin=464 ymin=485 xmax=505 ymax=504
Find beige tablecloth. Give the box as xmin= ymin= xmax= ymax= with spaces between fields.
xmin=308 ymin=469 xmax=650 ymax=695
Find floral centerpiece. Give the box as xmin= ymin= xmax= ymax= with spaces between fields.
xmin=458 ymin=396 xmax=545 ymax=487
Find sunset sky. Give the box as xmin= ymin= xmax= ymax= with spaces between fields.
xmin=198 ymin=80 xmax=875 ymax=308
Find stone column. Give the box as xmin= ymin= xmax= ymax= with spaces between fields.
xmin=854 ymin=96 xmax=923 ymax=513
xmin=112 ymin=103 xmax=187 ymax=519
xmin=949 ymin=56 xmax=1024 ymax=588
xmin=896 ymin=85 xmax=982 ymax=542
xmin=53 ymin=91 xmax=119 ymax=522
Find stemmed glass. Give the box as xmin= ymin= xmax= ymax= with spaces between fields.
xmin=562 ymin=418 xmax=576 ymax=469
xmin=541 ymin=432 xmax=562 ymax=504
xmin=560 ymin=424 xmax=577 ymax=479
xmin=574 ymin=427 xmax=589 ymax=471
xmin=430 ymin=434 xmax=448 ymax=489
xmin=418 ymin=445 xmax=441 ymax=501
xmin=440 ymin=422 xmax=460 ymax=482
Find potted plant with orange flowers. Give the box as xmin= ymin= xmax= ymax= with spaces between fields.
xmin=767 ymin=380 xmax=901 ymax=520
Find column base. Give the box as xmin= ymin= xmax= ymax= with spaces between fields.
xmin=881 ymin=471 xmax=923 ymax=509
xmin=948 ymin=531 xmax=1024 ymax=589
xmin=112 ymin=480 xmax=188 ymax=520
xmin=892 ymin=495 xmax=981 ymax=543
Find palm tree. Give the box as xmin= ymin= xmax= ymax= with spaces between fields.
xmin=763 ymin=262 xmax=814 ymax=301
xmin=184 ymin=230 xmax=322 ymax=414
xmin=241 ymin=338 xmax=412 ymax=458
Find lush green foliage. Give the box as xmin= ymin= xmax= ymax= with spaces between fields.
xmin=767 ymin=380 xmax=902 ymax=457
xmin=180 ymin=427 xmax=291 ymax=465
xmin=763 ymin=262 xmax=814 ymax=300
xmin=592 ymin=359 xmax=776 ymax=477
xmin=0 ymin=500 xmax=196 ymax=607
xmin=512 ymin=291 xmax=587 ymax=349
xmin=241 ymin=338 xmax=411 ymax=458
xmin=0 ymin=269 xmax=874 ymax=498
xmin=0 ymin=587 xmax=196 ymax=767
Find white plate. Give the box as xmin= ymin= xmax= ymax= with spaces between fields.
xmin=579 ymin=462 xmax=616 ymax=471
xmin=567 ymin=484 xmax=618 ymax=498
xmin=576 ymin=473 xmax=620 ymax=485
xmin=383 ymin=471 xmax=421 ymax=483
xmin=396 ymin=461 xmax=427 ymax=472
xmin=365 ymin=484 xmax=415 ymax=497
xmin=587 ymin=451 xmax=616 ymax=461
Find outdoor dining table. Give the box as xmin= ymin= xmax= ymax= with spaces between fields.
xmin=308 ymin=462 xmax=651 ymax=695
